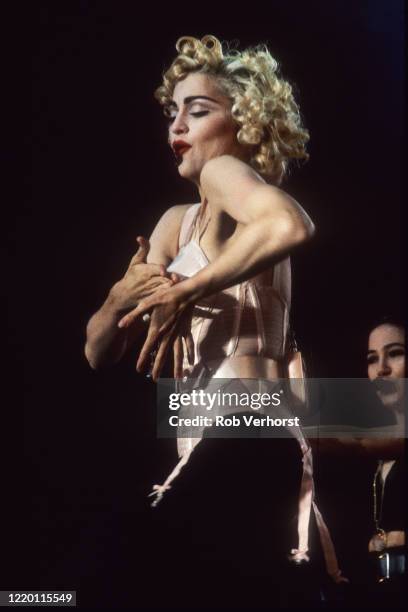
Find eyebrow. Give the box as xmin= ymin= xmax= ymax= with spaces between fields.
xmin=367 ymin=342 xmax=405 ymax=354
xmin=168 ymin=95 xmax=220 ymax=108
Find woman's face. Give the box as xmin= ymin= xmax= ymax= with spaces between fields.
xmin=167 ymin=72 xmax=247 ymax=184
xmin=367 ymin=323 xmax=406 ymax=408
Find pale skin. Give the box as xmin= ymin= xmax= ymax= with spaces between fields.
xmin=367 ymin=324 xmax=405 ymax=424
xmin=85 ymin=236 xmax=174 ymax=369
xmin=85 ymin=72 xmax=315 ymax=376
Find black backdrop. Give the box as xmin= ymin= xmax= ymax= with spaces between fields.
xmin=11 ymin=0 xmax=406 ymax=607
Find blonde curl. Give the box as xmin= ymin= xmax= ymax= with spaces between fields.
xmin=155 ymin=35 xmax=309 ymax=184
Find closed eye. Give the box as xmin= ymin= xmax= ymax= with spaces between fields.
xmin=165 ymin=110 xmax=209 ymax=124
xmin=190 ymin=110 xmax=210 ymax=118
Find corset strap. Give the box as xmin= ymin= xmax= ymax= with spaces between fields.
xmin=247 ymin=282 xmax=267 ymax=356
xmin=226 ymin=282 xmax=247 ymax=357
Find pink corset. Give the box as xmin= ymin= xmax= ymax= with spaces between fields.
xmin=167 ymin=203 xmax=291 ymax=379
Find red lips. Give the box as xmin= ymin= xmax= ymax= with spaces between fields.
xmin=172 ymin=140 xmax=191 ymax=157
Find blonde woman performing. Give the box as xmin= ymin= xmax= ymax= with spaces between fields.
xmin=85 ymin=35 xmax=343 ymax=606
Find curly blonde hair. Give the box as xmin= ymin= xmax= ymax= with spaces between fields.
xmin=155 ymin=35 xmax=309 ymax=185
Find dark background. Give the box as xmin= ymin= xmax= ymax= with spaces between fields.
xmin=8 ymin=0 xmax=406 ymax=608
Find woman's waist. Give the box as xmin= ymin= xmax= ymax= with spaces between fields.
xmin=182 ymin=354 xmax=282 ymax=382
xmin=189 ymin=312 xmax=288 ymax=364
xmin=192 ymin=283 xmax=288 ymax=312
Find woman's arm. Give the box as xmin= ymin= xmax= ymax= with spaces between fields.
xmin=309 ymin=436 xmax=405 ymax=460
xmin=118 ymin=156 xmax=315 ymax=378
xmin=84 ymin=205 xmax=189 ymax=370
xmin=185 ymin=155 xmax=314 ymax=300
xmin=125 ymin=156 xmax=313 ymax=310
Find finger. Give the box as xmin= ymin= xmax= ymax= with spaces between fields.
xmin=134 ymin=236 xmax=150 ymax=262
xmin=141 ymin=279 xmax=173 ymax=300
xmin=118 ymin=298 xmax=154 ymax=328
xmin=152 ymin=272 xmax=174 ymax=286
xmin=147 ymin=277 xmax=173 ymax=291
xmin=151 ymin=322 xmax=179 ymax=381
xmin=151 ymin=334 xmax=173 ymax=381
xmin=173 ymin=336 xmax=183 ymax=379
xmin=170 ymin=273 xmax=181 ymax=283
xmin=159 ymin=264 xmax=168 ymax=277
xmin=129 ymin=236 xmax=150 ymax=266
xmin=118 ymin=306 xmax=142 ymax=329
xmin=136 ymin=326 xmax=162 ymax=373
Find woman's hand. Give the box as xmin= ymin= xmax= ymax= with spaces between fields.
xmin=111 ymin=236 xmax=173 ymax=312
xmin=151 ymin=272 xmax=195 ymax=379
xmin=84 ymin=235 xmax=174 ymax=370
xmin=118 ymin=282 xmax=194 ymax=380
xmin=140 ymin=304 xmax=195 ymax=381
xmin=172 ymin=309 xmax=195 ymax=379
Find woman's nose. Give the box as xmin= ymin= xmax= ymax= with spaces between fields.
xmin=377 ymin=355 xmax=392 ymax=377
xmin=171 ymin=113 xmax=188 ymax=135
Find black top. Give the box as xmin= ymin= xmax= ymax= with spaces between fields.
xmin=376 ymin=459 xmax=406 ymax=533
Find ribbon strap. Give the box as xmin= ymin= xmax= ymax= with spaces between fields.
xmin=148 ymin=445 xmax=198 ymax=507
xmin=289 ymin=430 xmax=348 ymax=584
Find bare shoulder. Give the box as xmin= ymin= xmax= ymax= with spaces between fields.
xmin=202 ymin=155 xmax=295 ymax=202
xmin=147 ymin=203 xmax=196 ymax=264
xmin=151 ymin=204 xmax=194 ymax=244
xmin=200 ymin=155 xmax=296 ymax=203
xmin=157 ymin=203 xmax=193 ymax=224
xmin=200 ymin=155 xmax=264 ymax=198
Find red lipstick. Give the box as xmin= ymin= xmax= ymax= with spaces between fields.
xmin=172 ymin=140 xmax=192 ymax=158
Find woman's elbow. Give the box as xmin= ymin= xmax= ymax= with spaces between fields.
xmin=299 ymin=217 xmax=316 ymax=243
xmin=276 ymin=211 xmax=315 ymax=248
xmin=84 ymin=338 xmax=126 ymax=371
xmin=84 ymin=342 xmax=99 ymax=371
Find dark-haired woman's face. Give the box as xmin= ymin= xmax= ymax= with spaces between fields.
xmin=367 ymin=324 xmax=405 ymax=408
xmin=167 ymin=73 xmax=247 ymax=184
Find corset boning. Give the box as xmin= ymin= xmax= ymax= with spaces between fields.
xmin=184 ymin=279 xmax=290 ymax=373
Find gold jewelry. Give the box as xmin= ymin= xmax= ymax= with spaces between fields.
xmin=372 ymin=461 xmax=388 ymax=552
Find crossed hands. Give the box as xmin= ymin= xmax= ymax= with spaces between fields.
xmin=118 ymin=236 xmax=194 ymax=381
